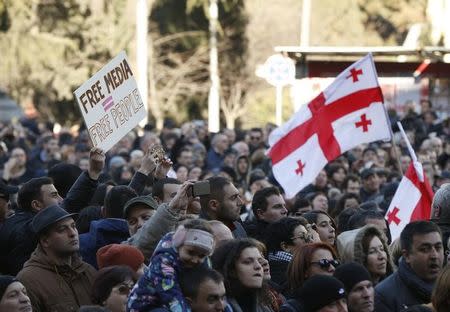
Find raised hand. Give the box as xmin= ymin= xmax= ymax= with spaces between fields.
xmin=88 ymin=147 xmax=105 ymax=180
xmin=168 ymin=180 xmax=195 ymax=213
xmin=155 ymin=157 xmax=173 ymax=179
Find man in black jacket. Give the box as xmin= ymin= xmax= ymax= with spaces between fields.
xmin=375 ymin=221 xmax=444 ymax=312
xmin=0 ymin=147 xmax=105 ymax=275
xmin=244 ymin=186 xmax=287 ymax=241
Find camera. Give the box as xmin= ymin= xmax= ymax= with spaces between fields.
xmin=191 ymin=181 xmax=210 ymax=197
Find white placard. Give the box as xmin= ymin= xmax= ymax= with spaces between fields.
xmin=74 ymin=51 xmax=147 ymax=152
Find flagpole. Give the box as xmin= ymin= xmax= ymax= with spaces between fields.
xmin=390 ymin=137 xmax=404 ymax=176
xmin=369 ymin=53 xmax=403 ymax=175
xmin=396 ymin=121 xmax=417 ymax=162
xmin=397 ymin=121 xmax=425 ymax=182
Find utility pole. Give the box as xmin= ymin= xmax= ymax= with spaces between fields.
xmin=136 ymin=0 xmax=148 ymax=125
xmin=301 ymin=0 xmax=311 ymax=46
xmin=208 ymin=0 xmax=220 ymax=133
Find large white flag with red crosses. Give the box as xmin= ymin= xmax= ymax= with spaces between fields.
xmin=385 ymin=161 xmax=434 ymax=241
xmin=267 ymin=53 xmax=391 ymax=198
xmin=385 ymin=122 xmax=434 ymax=241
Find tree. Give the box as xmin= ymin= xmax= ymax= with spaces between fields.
xmin=0 ymin=0 xmax=134 ymax=124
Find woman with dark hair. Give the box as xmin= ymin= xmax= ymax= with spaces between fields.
xmin=235 ymin=155 xmax=251 ymax=190
xmin=212 ymin=238 xmax=273 ymax=312
xmin=327 ymin=163 xmax=347 ymax=190
xmin=263 ymin=217 xmax=312 ymax=287
xmin=336 ymin=225 xmax=393 ymax=285
xmin=286 ymin=242 xmax=339 ymax=296
xmin=303 ymin=210 xmax=337 ymax=246
xmin=306 ymin=192 xmax=329 ymax=212
xmin=90 ymin=265 xmax=137 ymax=312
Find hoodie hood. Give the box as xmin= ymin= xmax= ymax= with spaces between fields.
xmin=86 ymin=218 xmax=130 ymax=249
xmin=23 ymin=244 xmax=88 ymax=275
xmin=337 ymin=225 xmax=394 ymax=276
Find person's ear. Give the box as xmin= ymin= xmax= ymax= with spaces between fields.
xmin=31 ymin=200 xmax=43 ymax=212
xmin=153 ymin=196 xmax=162 ymax=205
xmin=208 ymin=199 xmax=220 ymax=212
xmin=401 ymin=249 xmax=410 ymax=263
xmin=434 ymin=206 xmax=441 ymax=218
xmin=40 ymin=235 xmax=50 ymax=249
xmin=256 ymin=209 xmax=264 ymax=219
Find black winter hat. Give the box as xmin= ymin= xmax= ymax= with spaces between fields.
xmin=300 ymin=275 xmax=346 ymax=312
xmin=334 ymin=262 xmax=372 ymax=293
xmin=0 ymin=275 xmax=17 ymax=299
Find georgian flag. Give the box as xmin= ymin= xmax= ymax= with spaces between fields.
xmin=386 ymin=161 xmax=434 ymax=240
xmin=267 ymin=54 xmax=391 ymax=198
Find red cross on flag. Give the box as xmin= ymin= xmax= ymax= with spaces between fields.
xmin=267 ymin=53 xmax=391 ymax=198
xmin=385 ymin=161 xmax=434 ymax=240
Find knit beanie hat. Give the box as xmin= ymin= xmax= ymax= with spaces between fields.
xmin=97 ymin=244 xmax=145 ymax=272
xmin=300 ymin=275 xmax=346 ymax=312
xmin=0 ymin=275 xmax=17 ymax=299
xmin=334 ymin=262 xmax=372 ymax=293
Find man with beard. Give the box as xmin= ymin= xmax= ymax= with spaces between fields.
xmin=200 ymin=176 xmax=246 ymax=238
xmin=335 ymin=262 xmax=374 ymax=312
xmin=17 ymin=205 xmax=96 ymax=312
xmin=375 ymin=221 xmax=444 ymax=312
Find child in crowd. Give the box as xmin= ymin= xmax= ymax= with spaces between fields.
xmin=127 ymin=219 xmax=214 ymax=312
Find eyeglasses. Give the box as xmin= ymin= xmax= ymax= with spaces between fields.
xmin=291 ymin=233 xmax=312 ymax=242
xmin=311 ymin=259 xmax=340 ymax=269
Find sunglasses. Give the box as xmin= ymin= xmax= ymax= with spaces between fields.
xmin=311 ymin=259 xmax=340 ymax=269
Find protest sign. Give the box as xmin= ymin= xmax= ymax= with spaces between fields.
xmin=74 ymin=51 xmax=147 ymax=152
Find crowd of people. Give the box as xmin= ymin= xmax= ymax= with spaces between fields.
xmin=0 ymin=99 xmax=449 ymax=312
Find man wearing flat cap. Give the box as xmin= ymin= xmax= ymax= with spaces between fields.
xmin=17 ymin=204 xmax=96 ymax=312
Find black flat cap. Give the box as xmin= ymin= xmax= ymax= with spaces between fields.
xmin=32 ymin=204 xmax=77 ymax=235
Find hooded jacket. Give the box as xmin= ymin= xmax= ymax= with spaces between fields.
xmin=374 ymin=257 xmax=435 ymax=312
xmin=123 ymin=203 xmax=180 ymax=261
xmin=17 ymin=245 xmax=96 ymax=312
xmin=79 ymin=218 xmax=130 ymax=268
xmin=127 ymin=232 xmax=193 ymax=312
xmin=337 ymin=225 xmax=393 ymax=283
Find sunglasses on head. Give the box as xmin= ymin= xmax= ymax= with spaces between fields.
xmin=311 ymin=259 xmax=340 ymax=269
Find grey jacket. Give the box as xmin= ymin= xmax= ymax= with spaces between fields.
xmin=123 ymin=203 xmax=180 ymax=260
